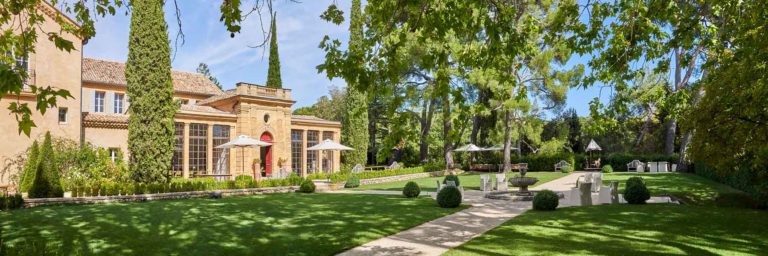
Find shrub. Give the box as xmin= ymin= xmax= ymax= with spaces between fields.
xmin=1 ymin=194 xmax=24 ymax=210
xmin=437 ymin=186 xmax=462 ymax=208
xmin=443 ymin=174 xmax=460 ymax=187
xmin=344 ymin=176 xmax=360 ymax=188
xmin=299 ymin=180 xmax=316 ymax=193
xmin=560 ymin=166 xmax=572 ymax=173
xmin=28 ymin=133 xmax=64 ymax=198
xmin=533 ymin=190 xmax=559 ymax=211
xmin=624 ymin=177 xmax=651 ymax=204
xmin=285 ymin=173 xmax=304 ymax=186
xmin=424 ymin=162 xmax=446 ymax=172
xmin=20 ymin=141 xmax=40 ymax=192
xmin=235 ymin=175 xmax=253 ymax=182
xmin=601 ymin=165 xmax=613 ymax=173
xmin=402 ymin=181 xmax=421 ymax=198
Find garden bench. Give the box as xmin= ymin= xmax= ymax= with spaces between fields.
xmin=386 ymin=162 xmax=401 ymax=170
xmin=351 ymin=164 xmax=364 ymax=173
xmin=470 ymin=164 xmax=496 ymax=172
xmin=554 ymin=160 xmax=571 ymax=172
xmin=627 ymin=160 xmax=644 ymax=172
xmin=510 ymin=163 xmax=528 ymax=173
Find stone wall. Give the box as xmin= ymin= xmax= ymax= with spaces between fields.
xmin=23 ymin=186 xmax=298 ymax=208
xmin=358 ymin=170 xmax=451 ymax=185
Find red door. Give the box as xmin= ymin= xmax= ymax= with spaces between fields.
xmin=260 ymin=132 xmax=273 ymax=177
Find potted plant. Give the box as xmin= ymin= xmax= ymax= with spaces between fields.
xmin=277 ymin=157 xmax=287 ymax=168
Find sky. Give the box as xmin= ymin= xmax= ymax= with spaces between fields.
xmin=80 ymin=0 xmax=604 ymax=117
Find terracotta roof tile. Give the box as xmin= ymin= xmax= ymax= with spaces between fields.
xmin=179 ymin=104 xmax=233 ymax=115
xmin=82 ymin=58 xmax=224 ymax=96
xmin=196 ymin=90 xmax=237 ymax=105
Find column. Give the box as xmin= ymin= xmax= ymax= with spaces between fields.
xmin=207 ymin=124 xmax=214 ymax=175
xmin=182 ymin=122 xmax=190 ymax=178
xmin=301 ymin=129 xmax=307 ymax=177
xmin=229 ymin=125 xmax=236 ymax=176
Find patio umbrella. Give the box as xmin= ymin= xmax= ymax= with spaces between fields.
xmin=215 ymin=135 xmax=272 ymax=179
xmin=307 ymin=139 xmax=354 ymax=174
xmin=453 ymin=144 xmax=484 ymax=152
xmin=482 ymin=145 xmax=519 ymax=151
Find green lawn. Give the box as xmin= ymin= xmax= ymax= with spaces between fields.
xmin=1 ymin=193 xmax=462 ymax=255
xmin=602 ymin=173 xmax=746 ymax=205
xmin=446 ymin=204 xmax=768 ymax=256
xmin=355 ymin=172 xmax=568 ymax=192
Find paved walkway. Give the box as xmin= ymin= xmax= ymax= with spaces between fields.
xmin=336 ymin=173 xmax=581 ymax=256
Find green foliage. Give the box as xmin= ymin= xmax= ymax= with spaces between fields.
xmin=19 ymin=141 xmax=39 ymax=192
xmin=28 ymin=133 xmax=63 ymax=198
xmin=126 ymin=0 xmax=177 ymax=183
xmin=423 ymin=162 xmax=446 ymax=172
xmin=560 ymin=166 xmax=572 ymax=173
xmin=436 ymin=186 xmax=462 ymax=208
xmin=533 ymin=190 xmax=559 ymax=211
xmin=344 ymin=176 xmax=360 ymax=188
xmin=1 ymin=194 xmax=24 ymax=211
xmin=402 ymin=181 xmax=421 ymax=198
xmin=292 ymin=86 xmax=347 ymax=122
xmin=196 ymin=63 xmax=222 ymax=88
xmin=442 ymin=174 xmax=460 ymax=187
xmin=327 ymin=166 xmax=430 ymax=183
xmin=624 ymin=177 xmax=651 ymax=204
xmin=695 ymin=163 xmax=767 ymax=209
xmin=299 ymin=180 xmax=316 ymax=193
xmin=601 ymin=165 xmax=613 ymax=173
xmin=266 ymin=13 xmax=282 ymax=88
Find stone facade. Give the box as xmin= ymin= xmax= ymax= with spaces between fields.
xmin=0 ymin=5 xmax=341 ymax=188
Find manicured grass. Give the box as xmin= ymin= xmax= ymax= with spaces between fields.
xmin=602 ymin=173 xmax=746 ymax=205
xmin=1 ymin=193 xmax=462 ymax=255
xmin=446 ymin=204 xmax=768 ymax=256
xmin=355 ymin=172 xmax=568 ymax=192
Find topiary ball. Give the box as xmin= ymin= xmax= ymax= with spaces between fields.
xmin=601 ymin=165 xmax=613 ymax=173
xmin=344 ymin=176 xmax=360 ymax=188
xmin=561 ymin=166 xmax=572 ymax=173
xmin=533 ymin=190 xmax=559 ymax=211
xmin=443 ymin=174 xmax=461 ymax=187
xmin=437 ymin=186 xmax=462 ymax=208
xmin=403 ymin=181 xmax=421 ymax=198
xmin=624 ymin=177 xmax=651 ymax=204
xmin=299 ymin=180 xmax=316 ymax=193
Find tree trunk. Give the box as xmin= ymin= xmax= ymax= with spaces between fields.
xmin=634 ymin=110 xmax=653 ymax=149
xmin=503 ymin=110 xmax=512 ymax=172
xmin=470 ymin=113 xmax=479 ymax=161
xmin=664 ymin=119 xmax=677 ymax=155
xmin=443 ymin=92 xmax=454 ymax=168
xmin=678 ymin=132 xmax=693 ymax=171
xmin=419 ymin=98 xmax=436 ymax=163
xmin=516 ymin=119 xmax=523 ymax=157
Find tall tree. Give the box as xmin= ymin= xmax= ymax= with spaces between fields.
xmin=344 ymin=0 xmax=370 ymax=166
xmin=196 ymin=63 xmax=222 ymax=89
xmin=126 ymin=0 xmax=177 ymax=183
xmin=266 ymin=13 xmax=283 ymax=88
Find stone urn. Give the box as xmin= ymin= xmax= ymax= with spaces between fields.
xmin=509 ymin=177 xmax=539 ymax=193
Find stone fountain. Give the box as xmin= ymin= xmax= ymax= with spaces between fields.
xmin=484 ymin=167 xmax=564 ymax=201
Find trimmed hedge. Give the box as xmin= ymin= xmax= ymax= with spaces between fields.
xmin=603 ymin=153 xmax=678 ymax=171
xmin=533 ymin=190 xmax=559 ymax=211
xmin=560 ymin=166 xmax=572 ymax=173
xmin=69 ymin=174 xmax=305 ymax=197
xmin=695 ymin=162 xmax=767 ymax=209
xmin=443 ymin=174 xmax=460 ymax=186
xmin=344 ymin=176 xmax=360 ymax=188
xmin=323 ymin=166 xmax=431 ymax=183
xmin=437 ymin=186 xmax=462 ymax=208
xmin=403 ymin=181 xmax=421 ymax=198
xmin=299 ymin=180 xmax=316 ymax=193
xmin=624 ymin=177 xmax=651 ymax=204
xmin=1 ymin=194 xmax=24 ymax=211
xmin=601 ymin=165 xmax=613 ymax=173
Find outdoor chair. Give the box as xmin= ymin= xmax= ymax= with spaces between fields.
xmin=598 ymin=185 xmax=612 ymax=204
xmin=671 ymin=164 xmax=678 ymax=172
xmin=495 ymin=173 xmax=508 ymax=192
xmin=436 ymin=180 xmax=444 ymax=192
xmin=627 ymin=160 xmax=644 ymax=172
xmin=479 ymin=174 xmax=492 ymax=192
xmin=386 ymin=162 xmax=401 ymax=170
xmin=649 ymin=162 xmax=658 ymax=173
xmin=554 ymin=160 xmax=571 ymax=172
xmin=591 ymin=173 xmax=602 ymax=192
xmin=658 ymin=162 xmax=669 ymax=172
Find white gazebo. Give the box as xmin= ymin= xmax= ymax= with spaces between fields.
xmin=307 ymin=139 xmax=354 ymax=174
xmin=215 ymin=135 xmax=271 ymax=180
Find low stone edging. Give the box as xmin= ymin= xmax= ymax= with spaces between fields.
xmin=23 ymin=186 xmax=299 ymax=208
xmin=358 ymin=170 xmax=454 ymax=185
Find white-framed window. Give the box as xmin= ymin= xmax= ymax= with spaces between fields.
xmin=94 ymin=91 xmax=105 ymax=112
xmin=109 ymin=148 xmax=119 ymax=162
xmin=114 ymin=93 xmax=124 ymax=113
xmin=58 ymin=108 xmax=68 ymax=124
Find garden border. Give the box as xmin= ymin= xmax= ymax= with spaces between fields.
xmin=23 ymin=186 xmax=298 ymax=208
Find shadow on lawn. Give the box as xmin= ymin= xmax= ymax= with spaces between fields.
xmin=2 ymin=193 xmax=458 ymax=255
xmin=603 ymin=173 xmax=746 ymax=205
xmin=448 ymin=204 xmax=768 ymax=256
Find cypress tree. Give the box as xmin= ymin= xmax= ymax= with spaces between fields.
xmin=341 ymin=0 xmax=369 ymax=166
xmin=20 ymin=140 xmax=39 ymax=192
xmin=126 ymin=0 xmax=176 ymax=183
xmin=28 ymin=132 xmax=63 ymax=198
xmin=266 ymin=13 xmax=282 ymax=88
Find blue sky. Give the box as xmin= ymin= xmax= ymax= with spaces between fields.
xmin=81 ymin=0 xmax=604 ymax=117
